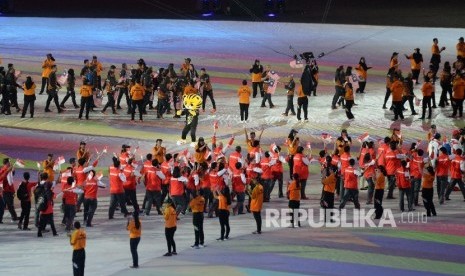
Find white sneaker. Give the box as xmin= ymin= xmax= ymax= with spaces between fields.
xmin=190 ymin=142 xmax=196 ymax=147
xmin=176 ymin=139 xmax=187 ymax=145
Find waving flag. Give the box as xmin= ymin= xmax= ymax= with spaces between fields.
xmin=14 ymin=159 xmax=25 ymax=168
xmin=321 ymin=133 xmax=333 ymax=143
xmin=213 ymin=120 xmax=219 ymax=131
xmin=306 ymin=142 xmax=312 ymax=150
xmin=37 ymin=162 xmax=42 ymax=170
xmin=357 ymin=133 xmax=370 ymax=143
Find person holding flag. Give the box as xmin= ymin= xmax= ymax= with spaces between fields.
xmin=17 ymin=172 xmax=38 ymax=230
xmin=83 ymin=170 xmax=106 ymax=227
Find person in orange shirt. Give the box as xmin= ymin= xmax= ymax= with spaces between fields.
xmin=152 ymin=139 xmax=166 ymax=164
xmin=127 ymin=212 xmax=142 ymax=268
xmin=355 ymin=57 xmax=371 ymax=94
xmin=396 ymin=160 xmax=412 ymax=212
xmin=361 ymin=153 xmax=376 ymax=204
xmin=344 ymin=82 xmax=355 ymax=120
xmin=321 ymin=165 xmax=337 ymax=209
xmin=430 ymin=38 xmax=446 ymax=80
xmin=42 ymin=154 xmax=55 ymax=182
xmin=296 ymin=85 xmax=308 ymax=121
xmin=286 ymin=129 xmax=299 ymax=179
xmin=249 ymin=59 xmax=264 ymax=98
xmin=21 ymin=76 xmax=36 ymax=118
xmin=288 ymin=174 xmax=301 ymax=227
xmin=420 ymin=76 xmax=434 ymax=120
xmin=450 ymin=73 xmax=465 ymax=118
xmin=404 ymin=48 xmax=423 ymax=84
xmin=189 ymin=190 xmax=205 ymax=248
xmin=374 ymin=166 xmax=387 ymax=219
xmin=238 ymin=80 xmax=251 ymax=122
xmin=438 ymin=61 xmax=453 ymax=107
xmin=130 ymin=79 xmax=145 ymax=122
xmin=79 ymin=79 xmax=93 ymax=120
xmin=339 ymin=159 xmax=360 ymax=209
xmin=456 ymin=37 xmax=465 ymax=61
xmin=163 ymin=199 xmax=177 ymax=256
xmin=390 ymin=74 xmax=404 ymax=121
xmin=70 ymin=221 xmax=86 ymax=276
xmin=435 ymin=147 xmax=450 ymax=204
xmin=76 ymin=141 xmax=90 ymax=163
xmin=216 ymin=186 xmax=231 ymax=241
xmin=39 ymin=53 xmax=55 ymax=94
xmin=382 ymin=67 xmax=396 ymax=110
xmin=250 ymin=179 xmax=263 ymax=234
xmin=422 ymin=166 xmax=437 ymax=217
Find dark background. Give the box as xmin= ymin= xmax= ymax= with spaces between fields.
xmin=1 ymin=0 xmax=464 ymax=28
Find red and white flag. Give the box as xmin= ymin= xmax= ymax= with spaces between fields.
xmin=306 ymin=142 xmax=312 ymax=150
xmin=14 ymin=159 xmax=25 ymax=168
xmin=321 ymin=133 xmax=333 ymax=142
xmin=269 ymin=143 xmax=277 ymax=152
xmin=357 ymin=132 xmax=370 ymax=143
xmin=213 ymin=120 xmax=219 ymax=130
xmin=56 ymin=156 xmax=66 ymax=165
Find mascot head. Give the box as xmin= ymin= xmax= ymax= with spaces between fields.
xmin=182 ymin=93 xmax=202 ymax=114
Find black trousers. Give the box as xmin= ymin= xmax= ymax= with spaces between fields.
xmin=392 ymin=101 xmax=404 ymax=120
xmin=63 ymin=204 xmax=76 ymax=231
xmin=130 ymin=237 xmax=140 ymax=267
xmin=109 ymin=193 xmax=128 ymax=219
xmin=345 ymin=100 xmax=354 ymax=119
xmin=125 ymin=189 xmax=140 ymax=212
xmin=439 ymin=84 xmax=452 ymax=106
xmin=252 ymin=82 xmax=264 ymax=98
xmin=451 ymin=98 xmax=464 ymax=117
xmin=288 ymin=155 xmax=294 ymax=179
xmin=83 ymin=198 xmax=97 ymax=226
xmin=181 ymin=115 xmax=199 ymax=142
xmin=253 ymin=211 xmax=262 ymax=233
xmin=297 ymin=96 xmax=308 ymax=120
xmin=383 ymin=88 xmax=391 ymax=108
xmin=144 ymin=190 xmax=162 ymax=215
xmin=339 ymin=189 xmax=360 ymax=209
xmin=412 ymin=69 xmax=421 ymax=82
xmin=40 ymin=77 xmax=48 ymax=93
xmin=374 ymin=189 xmax=384 ymax=219
xmin=79 ymin=96 xmax=92 ymax=119
xmin=284 ymin=95 xmax=296 ymax=115
xmin=102 ymin=93 xmax=116 ymax=113
xmin=422 ymin=188 xmax=436 ymax=216
xmin=72 ymin=249 xmax=85 ymax=276
xmin=161 ymin=185 xmax=169 ymax=205
xmin=165 ymin=227 xmax=177 ymax=253
xmin=3 ymin=191 xmax=17 ymax=220
xmin=117 ymin=88 xmax=131 ymax=110
xmin=332 ymin=86 xmax=344 ymax=108
xmin=38 ymin=213 xmax=57 ymax=236
xmin=18 ymin=200 xmax=31 ymax=229
xmin=239 ymin=103 xmax=249 ymax=121
xmin=157 ymin=98 xmax=169 ymax=117
xmin=193 ymin=212 xmax=204 ymax=246
xmin=61 ymin=88 xmax=78 ymax=107
xmin=402 ymin=96 xmax=415 ymax=114
xmin=22 ymin=95 xmax=35 ymax=117
xmin=1 ymin=88 xmax=11 ymax=114
xmin=321 ymin=191 xmax=335 ymax=208
xmin=45 ymin=90 xmax=61 ymax=111
xmin=218 ymin=209 xmax=230 ymax=239
xmin=357 ymin=81 xmax=366 ymax=93
xmin=0 ymin=195 xmax=4 ymax=223
xmin=421 ymin=96 xmax=432 ymax=118
xmin=131 ymin=99 xmax=144 ymax=120
xmin=202 ymin=89 xmax=216 ymax=110
xmin=261 ymin=93 xmax=274 ymax=107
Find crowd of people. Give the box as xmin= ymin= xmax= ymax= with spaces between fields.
xmin=1 ymin=121 xmax=465 ymax=273
xmin=1 ymin=35 xmax=465 ymax=275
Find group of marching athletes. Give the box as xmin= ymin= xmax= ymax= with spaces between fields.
xmin=0 ymin=55 xmax=217 ymax=122
xmin=1 ymin=123 xmax=465 ymax=272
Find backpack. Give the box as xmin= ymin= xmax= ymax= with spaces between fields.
xmin=16 ymin=182 xmax=28 ymax=201
xmin=36 ymin=195 xmax=47 ymax=211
